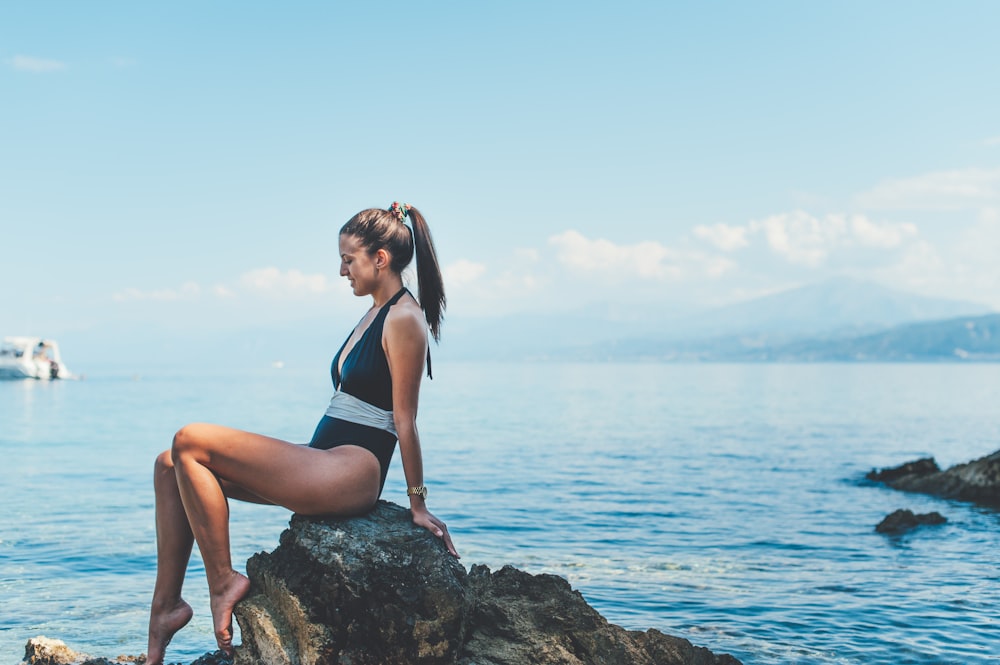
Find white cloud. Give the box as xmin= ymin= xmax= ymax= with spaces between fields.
xmin=549 ymin=230 xmax=676 ymax=279
xmin=850 ymin=215 xmax=917 ymax=248
xmin=547 ymin=230 xmax=736 ymax=283
xmin=858 ymin=207 xmax=1000 ymax=309
xmin=238 ymin=267 xmax=332 ymax=297
xmin=114 ymin=268 xmax=340 ymax=305
xmin=749 ymin=211 xmax=847 ymax=267
xmin=113 ymin=281 xmax=201 ymax=302
xmin=985 ymin=136 xmax=1000 ymax=147
xmin=442 ymin=259 xmax=487 ymax=287
xmin=856 ymin=168 xmax=1000 ymax=211
xmin=691 ymin=211 xmax=921 ymax=268
xmin=7 ymin=55 xmax=66 ymax=72
xmin=692 ymin=223 xmax=749 ymax=251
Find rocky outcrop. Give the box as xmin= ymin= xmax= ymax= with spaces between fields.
xmin=875 ymin=509 xmax=947 ymax=534
xmin=233 ymin=501 xmax=741 ymax=665
xmin=866 ymin=449 xmax=1000 ymax=507
xmin=457 ymin=565 xmax=737 ymax=665
xmin=22 ymin=503 xmax=741 ymax=665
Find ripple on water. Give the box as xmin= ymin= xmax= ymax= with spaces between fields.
xmin=3 ymin=364 xmax=1000 ymax=664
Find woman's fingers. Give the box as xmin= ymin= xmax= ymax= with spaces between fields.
xmin=416 ymin=513 xmax=460 ymax=558
xmin=434 ymin=520 xmax=459 ymax=558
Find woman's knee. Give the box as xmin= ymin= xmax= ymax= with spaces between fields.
xmin=154 ymin=449 xmax=174 ymax=473
xmin=171 ymin=423 xmax=207 ymax=462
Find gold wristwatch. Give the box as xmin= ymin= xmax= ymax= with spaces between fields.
xmin=407 ymin=485 xmax=428 ymax=500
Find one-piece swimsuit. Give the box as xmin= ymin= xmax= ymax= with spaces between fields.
xmin=308 ymin=287 xmax=413 ymax=496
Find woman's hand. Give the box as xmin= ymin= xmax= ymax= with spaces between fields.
xmin=412 ymin=506 xmax=459 ymax=558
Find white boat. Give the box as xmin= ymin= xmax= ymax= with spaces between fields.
xmin=0 ymin=336 xmax=73 ymax=380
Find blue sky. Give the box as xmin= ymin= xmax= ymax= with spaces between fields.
xmin=3 ymin=1 xmax=999 ymax=353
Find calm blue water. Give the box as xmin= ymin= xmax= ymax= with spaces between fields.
xmin=2 ymin=363 xmax=999 ymax=664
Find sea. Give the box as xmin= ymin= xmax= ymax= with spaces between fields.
xmin=1 ymin=362 xmax=998 ymax=665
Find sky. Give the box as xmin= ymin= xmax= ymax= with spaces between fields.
xmin=2 ymin=1 xmax=999 ymax=362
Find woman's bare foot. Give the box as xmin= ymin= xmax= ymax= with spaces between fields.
xmin=146 ymin=599 xmax=193 ymax=665
xmin=210 ymin=570 xmax=251 ymax=654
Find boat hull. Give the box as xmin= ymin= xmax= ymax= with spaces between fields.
xmin=0 ymin=359 xmax=66 ymax=380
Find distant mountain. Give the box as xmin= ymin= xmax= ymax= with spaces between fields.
xmin=438 ymin=277 xmax=996 ymax=362
xmin=593 ymin=313 xmax=1000 ymax=362
xmin=570 ymin=279 xmax=998 ymax=362
xmin=669 ymin=277 xmax=994 ymax=339
xmin=760 ymin=313 xmax=1000 ymax=362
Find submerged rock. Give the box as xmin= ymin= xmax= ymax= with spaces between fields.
xmin=866 ymin=449 xmax=1000 ymax=508
xmin=875 ymin=509 xmax=947 ymax=534
xmin=234 ymin=501 xmax=742 ymax=665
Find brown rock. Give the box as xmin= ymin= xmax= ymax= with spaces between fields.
xmin=21 ymin=637 xmax=83 ymax=665
xmin=19 ymin=636 xmax=141 ymax=665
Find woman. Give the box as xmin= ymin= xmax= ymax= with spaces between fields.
xmin=146 ymin=203 xmax=458 ymax=665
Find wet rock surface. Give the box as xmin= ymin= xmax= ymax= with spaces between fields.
xmin=875 ymin=509 xmax=947 ymax=534
xmin=866 ymin=449 xmax=1000 ymax=508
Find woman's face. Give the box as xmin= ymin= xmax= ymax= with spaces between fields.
xmin=339 ymin=234 xmax=379 ymax=296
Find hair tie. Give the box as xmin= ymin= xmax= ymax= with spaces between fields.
xmin=389 ymin=201 xmax=411 ymax=222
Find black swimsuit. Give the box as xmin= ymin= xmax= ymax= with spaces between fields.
xmin=308 ymin=288 xmax=410 ymax=496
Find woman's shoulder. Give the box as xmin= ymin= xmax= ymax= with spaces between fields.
xmin=384 ymin=295 xmax=427 ymax=339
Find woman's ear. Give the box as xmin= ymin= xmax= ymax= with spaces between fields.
xmin=375 ymin=247 xmax=391 ymax=270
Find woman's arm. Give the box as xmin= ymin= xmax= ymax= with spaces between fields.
xmin=384 ymin=304 xmax=459 ymax=557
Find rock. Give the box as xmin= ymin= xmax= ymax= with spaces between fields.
xmin=866 ymin=449 xmax=1000 ymax=507
xmin=458 ymin=565 xmax=740 ymax=665
xmin=235 ymin=502 xmax=468 ymax=665
xmin=234 ymin=501 xmax=741 ymax=665
xmin=21 ymin=637 xmax=83 ymax=665
xmin=866 ymin=457 xmax=940 ymax=483
xmin=23 ymin=503 xmax=741 ymax=665
xmin=186 ymin=651 xmax=233 ymax=665
xmin=19 ymin=636 xmax=140 ymax=665
xmin=875 ymin=509 xmax=947 ymax=534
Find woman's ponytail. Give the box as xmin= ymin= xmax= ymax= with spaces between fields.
xmin=406 ymin=206 xmax=446 ymax=342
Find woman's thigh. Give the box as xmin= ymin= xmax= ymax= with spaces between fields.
xmin=173 ymin=423 xmax=381 ymax=515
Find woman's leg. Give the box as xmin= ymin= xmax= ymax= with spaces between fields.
xmin=169 ymin=423 xmax=381 ymax=654
xmin=146 ymin=450 xmax=195 ymax=665
xmin=146 ymin=451 xmax=278 ymax=665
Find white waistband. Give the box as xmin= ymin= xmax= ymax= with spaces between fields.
xmin=324 ymin=390 xmax=397 ymax=436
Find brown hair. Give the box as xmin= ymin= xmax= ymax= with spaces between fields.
xmin=340 ymin=206 xmax=446 ymax=341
